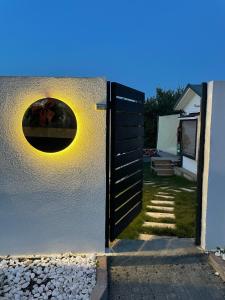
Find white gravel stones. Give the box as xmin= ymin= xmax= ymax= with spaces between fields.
xmin=0 ymin=253 xmax=96 ymax=300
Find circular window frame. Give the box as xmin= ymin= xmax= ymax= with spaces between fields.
xmin=22 ymin=97 xmax=77 ymax=153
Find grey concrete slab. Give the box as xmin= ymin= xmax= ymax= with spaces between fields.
xmin=111 ymin=238 xmax=197 ymax=253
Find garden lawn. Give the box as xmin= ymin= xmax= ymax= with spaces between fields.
xmin=118 ymin=162 xmax=197 ymax=239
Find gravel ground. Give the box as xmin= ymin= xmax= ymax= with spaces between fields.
xmin=0 ymin=253 xmax=96 ymax=300
xmin=108 ymin=254 xmax=225 ymax=300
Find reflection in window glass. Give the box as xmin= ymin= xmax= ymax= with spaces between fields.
xmin=181 ymin=120 xmax=197 ymax=159
xmin=22 ymin=98 xmax=77 ymax=152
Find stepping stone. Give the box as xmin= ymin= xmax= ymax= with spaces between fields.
xmin=143 ymin=222 xmax=176 ymax=229
xmin=144 ymin=182 xmax=154 ymax=185
xmin=147 ymin=205 xmax=174 ymax=212
xmin=168 ymin=189 xmax=181 ymax=193
xmin=155 ymin=195 xmax=174 ymax=199
xmin=160 ymin=186 xmax=170 ymax=190
xmin=138 ymin=234 xmax=156 ymax=240
xmin=180 ymin=188 xmax=195 ymax=192
xmin=146 ymin=212 xmax=175 ymax=219
xmin=151 ymin=200 xmax=175 ymax=205
xmin=157 ymin=192 xmax=170 ymax=195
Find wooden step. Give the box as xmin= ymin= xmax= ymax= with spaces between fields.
xmin=152 ymin=165 xmax=173 ymax=170
xmin=155 ymin=169 xmax=174 ymax=176
xmin=152 ymin=160 xmax=172 ymax=165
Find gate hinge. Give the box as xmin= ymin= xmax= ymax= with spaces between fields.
xmin=96 ymin=103 xmax=107 ymax=110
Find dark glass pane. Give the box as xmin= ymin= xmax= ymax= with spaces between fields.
xmin=181 ymin=120 xmax=197 ymax=158
xmin=22 ymin=98 xmax=77 ymax=152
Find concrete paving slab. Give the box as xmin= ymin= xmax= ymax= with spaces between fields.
xmin=110 ymin=237 xmax=199 ymax=253
xmin=155 ymin=195 xmax=175 ymax=199
xmin=143 ymin=222 xmax=176 ymax=229
xmin=167 ymin=189 xmax=181 ymax=193
xmin=146 ymin=212 xmax=175 ymax=219
xmin=138 ymin=234 xmax=158 ymax=241
xmin=180 ymin=187 xmax=195 ymax=192
xmin=147 ymin=205 xmax=174 ymax=212
xmin=151 ymin=200 xmax=175 ymax=205
xmin=157 ymin=191 xmax=170 ymax=195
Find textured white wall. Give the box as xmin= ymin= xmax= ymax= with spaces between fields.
xmin=182 ymin=156 xmax=197 ymax=174
xmin=0 ymin=77 xmax=107 ymax=255
xmin=183 ymin=93 xmax=201 ymax=115
xmin=201 ymin=81 xmax=225 ymax=250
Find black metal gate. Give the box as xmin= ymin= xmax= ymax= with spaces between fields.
xmin=106 ymin=82 xmax=145 ymax=243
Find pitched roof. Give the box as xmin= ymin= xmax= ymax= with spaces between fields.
xmin=188 ymin=84 xmax=202 ymax=97
xmin=174 ymin=84 xmax=202 ymax=110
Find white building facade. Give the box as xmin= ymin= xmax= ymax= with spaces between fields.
xmin=174 ymin=84 xmax=202 ymax=176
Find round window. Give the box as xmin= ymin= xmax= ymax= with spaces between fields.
xmin=22 ymin=98 xmax=77 ymax=153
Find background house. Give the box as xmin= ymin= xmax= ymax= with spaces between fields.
xmin=174 ymin=84 xmax=202 ymax=179
xmin=155 ymin=84 xmax=202 ymax=180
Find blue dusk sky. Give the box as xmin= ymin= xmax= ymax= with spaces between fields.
xmin=0 ymin=0 xmax=225 ymax=97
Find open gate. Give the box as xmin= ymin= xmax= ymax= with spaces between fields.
xmin=106 ymin=82 xmax=145 ymax=244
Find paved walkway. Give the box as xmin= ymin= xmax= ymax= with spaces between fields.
xmin=108 ymin=238 xmax=225 ymax=300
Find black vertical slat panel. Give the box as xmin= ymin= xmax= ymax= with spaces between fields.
xmin=109 ymin=82 xmax=117 ymax=241
xmin=108 ymin=82 xmax=145 ymax=242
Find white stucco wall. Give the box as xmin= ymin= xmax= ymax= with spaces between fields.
xmin=183 ymin=92 xmax=201 ymax=115
xmin=201 ymin=81 xmax=225 ymax=250
xmin=157 ymin=114 xmax=180 ymax=155
xmin=182 ymin=156 xmax=197 ymax=174
xmin=175 ymin=88 xmax=201 ymax=114
xmin=0 ymin=76 xmax=107 ymax=255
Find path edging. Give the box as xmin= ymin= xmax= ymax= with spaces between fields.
xmin=90 ymin=256 xmax=108 ymax=300
xmin=208 ymin=253 xmax=225 ymax=282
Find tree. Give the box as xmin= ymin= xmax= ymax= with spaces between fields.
xmin=144 ymin=87 xmax=184 ymax=148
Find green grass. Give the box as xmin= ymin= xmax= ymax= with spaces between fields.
xmin=118 ymin=162 xmax=197 ymax=239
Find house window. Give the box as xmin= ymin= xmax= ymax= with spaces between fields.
xmin=181 ymin=119 xmax=197 ymax=159
xmin=22 ymin=98 xmax=77 ymax=153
